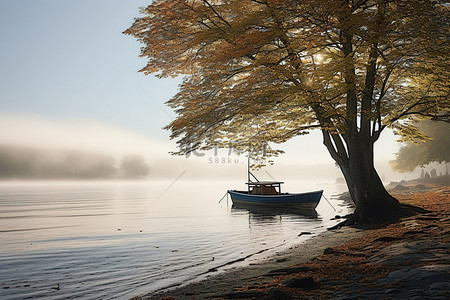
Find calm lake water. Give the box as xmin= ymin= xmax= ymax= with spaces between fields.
xmin=0 ymin=180 xmax=351 ymax=299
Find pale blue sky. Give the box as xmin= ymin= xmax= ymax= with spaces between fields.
xmin=0 ymin=0 xmax=179 ymax=139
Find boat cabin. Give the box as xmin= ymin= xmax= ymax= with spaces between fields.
xmin=247 ymin=181 xmax=284 ymax=195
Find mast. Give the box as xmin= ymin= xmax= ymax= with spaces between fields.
xmin=247 ymin=153 xmax=250 ymax=183
xmin=247 ymin=153 xmax=251 ymax=193
xmin=247 ymin=151 xmax=259 ymax=183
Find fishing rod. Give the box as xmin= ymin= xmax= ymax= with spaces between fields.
xmin=142 ymin=170 xmax=186 ymax=214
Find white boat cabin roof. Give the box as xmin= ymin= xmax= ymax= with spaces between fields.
xmin=246 ymin=181 xmax=284 ymax=186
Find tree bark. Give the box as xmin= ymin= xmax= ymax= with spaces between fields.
xmin=340 ymin=137 xmax=402 ymax=223
xmin=323 ymin=131 xmax=418 ymax=224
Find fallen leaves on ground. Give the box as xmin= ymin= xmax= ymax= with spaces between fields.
xmin=222 ymin=184 xmax=450 ymax=299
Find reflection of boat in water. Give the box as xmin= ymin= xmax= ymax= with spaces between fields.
xmin=231 ymin=203 xmax=318 ymax=218
xmin=228 ymin=180 xmax=322 ymax=211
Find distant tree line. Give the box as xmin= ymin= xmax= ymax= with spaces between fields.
xmin=391 ymin=121 xmax=450 ymax=173
xmin=119 ymin=154 xmax=150 ymax=178
xmin=0 ymin=145 xmax=150 ymax=179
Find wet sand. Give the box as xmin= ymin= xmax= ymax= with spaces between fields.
xmin=132 ymin=183 xmax=449 ymax=300
xmin=133 ymin=226 xmax=366 ymax=299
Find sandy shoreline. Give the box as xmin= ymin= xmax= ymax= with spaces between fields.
xmin=133 ymin=226 xmax=366 ymax=299
xmin=133 ymin=182 xmax=449 ymax=300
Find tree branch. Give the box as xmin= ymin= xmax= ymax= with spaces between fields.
xmin=322 ymin=130 xmax=348 ymax=166
xmin=202 ymin=0 xmax=231 ymax=27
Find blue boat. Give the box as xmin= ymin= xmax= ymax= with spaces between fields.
xmin=228 ymin=180 xmax=323 ymax=210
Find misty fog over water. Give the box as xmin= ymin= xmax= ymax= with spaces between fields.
xmin=0 ymin=180 xmax=351 ymax=299
xmin=0 ymin=113 xmax=416 ymax=182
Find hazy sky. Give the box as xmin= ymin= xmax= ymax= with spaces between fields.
xmin=0 ymin=1 xmax=179 ymax=138
xmin=0 ymin=1 xmax=406 ymax=179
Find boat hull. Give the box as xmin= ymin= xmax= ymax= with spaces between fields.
xmin=227 ymin=190 xmax=323 ymax=210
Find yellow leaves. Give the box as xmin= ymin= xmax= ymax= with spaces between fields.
xmin=392 ymin=122 xmax=429 ymax=144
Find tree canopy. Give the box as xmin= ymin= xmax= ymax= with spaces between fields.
xmin=126 ymin=0 xmax=449 ymax=158
xmin=126 ymin=0 xmax=449 ymax=223
xmin=391 ymin=121 xmax=450 ymax=173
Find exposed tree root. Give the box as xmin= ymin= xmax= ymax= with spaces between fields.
xmin=328 ymin=203 xmax=430 ymax=230
xmin=399 ymin=203 xmax=429 ymax=215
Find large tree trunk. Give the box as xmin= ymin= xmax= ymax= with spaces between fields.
xmin=339 ymin=148 xmax=399 ymax=223
xmin=334 ymin=135 xmax=410 ymax=224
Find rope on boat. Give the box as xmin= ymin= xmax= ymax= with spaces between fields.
xmin=264 ymin=170 xmax=289 ymax=193
xmin=265 ymin=170 xmax=277 ymax=181
xmin=218 ymin=191 xmax=229 ymax=204
xmin=322 ymin=194 xmax=336 ymax=211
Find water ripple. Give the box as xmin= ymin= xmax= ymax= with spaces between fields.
xmin=0 ymin=180 xmax=351 ymax=299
